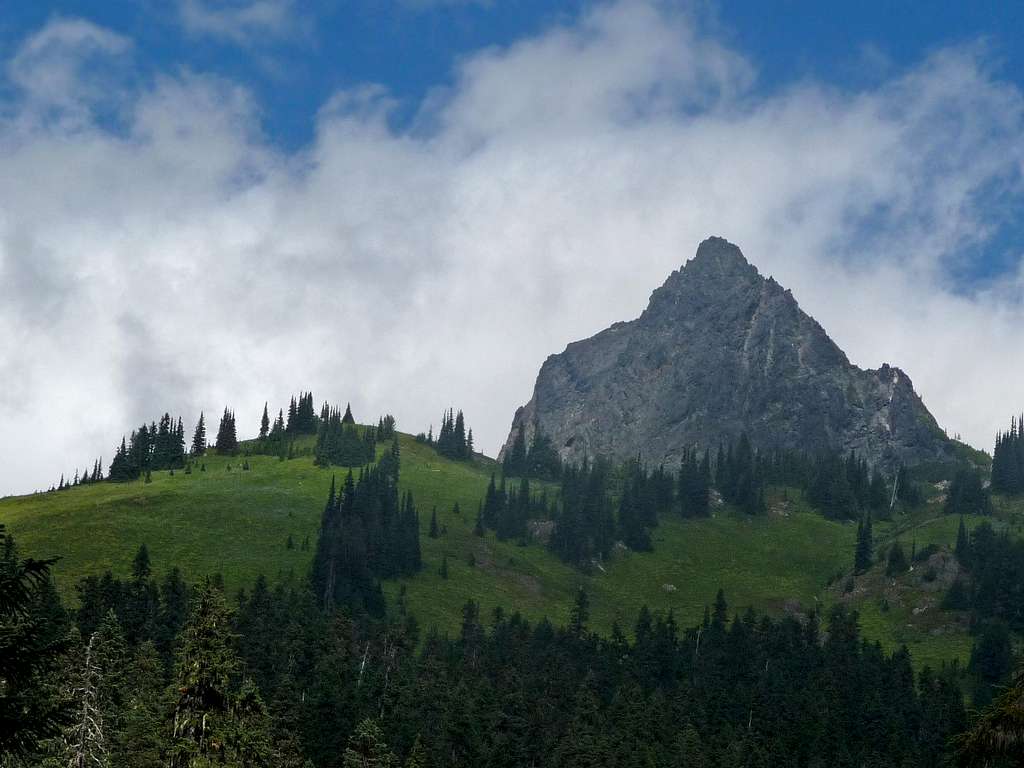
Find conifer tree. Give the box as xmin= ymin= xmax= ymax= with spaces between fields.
xmin=215 ymin=408 xmax=238 ymax=455
xmin=429 ymin=508 xmax=439 ymax=539
xmin=259 ymin=403 xmax=270 ymax=440
xmin=343 ymin=718 xmax=396 ymax=768
xmin=503 ymin=423 xmax=528 ymax=477
xmin=474 ymin=503 xmax=485 ymax=537
xmin=167 ymin=580 xmax=272 ymax=767
xmin=404 ymin=734 xmax=427 ymax=768
xmin=854 ymin=513 xmax=873 ymax=573
xmin=955 ymin=516 xmax=970 ymax=565
xmin=342 ymin=403 xmax=355 ymax=425
xmin=65 ymin=630 xmax=108 ymax=768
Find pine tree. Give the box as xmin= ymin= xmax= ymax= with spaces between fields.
xmin=474 ymin=503 xmax=485 ymax=537
xmin=429 ymin=508 xmax=439 ymax=539
xmin=167 ymin=580 xmax=272 ymax=767
xmin=569 ymin=587 xmax=590 ymax=638
xmin=404 ymin=734 xmax=427 ymax=768
xmin=215 ymin=408 xmax=238 ymax=455
xmin=259 ymin=403 xmax=270 ymax=440
xmin=854 ymin=513 xmax=873 ymax=573
xmin=343 ymin=718 xmax=396 ymax=768
xmin=342 ymin=403 xmax=355 ymax=425
xmin=504 ymin=423 xmax=528 ymax=477
xmin=954 ymin=516 xmax=970 ymax=565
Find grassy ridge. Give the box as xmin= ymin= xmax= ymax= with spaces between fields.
xmin=2 ymin=433 xmax=1016 ymax=668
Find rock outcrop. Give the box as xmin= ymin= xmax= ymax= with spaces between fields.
xmin=502 ymin=237 xmax=954 ymax=472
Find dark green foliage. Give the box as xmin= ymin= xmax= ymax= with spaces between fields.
xmin=315 ymin=405 xmax=376 ymax=467
xmin=215 ymin=407 xmax=238 ymax=455
xmin=716 ymin=434 xmax=766 ymax=515
xmin=310 ymin=455 xmax=419 ymax=613
xmin=377 ymin=414 xmax=397 ymax=441
xmin=259 ymin=403 xmax=270 ymax=440
xmin=503 ymin=423 xmax=561 ymax=479
xmin=286 ymin=392 xmax=318 ymax=435
xmin=5 ymin=524 xmax=976 ymax=767
xmin=886 ymin=540 xmax=908 ymax=576
xmin=991 ymin=414 xmax=1024 ymax=495
xmin=435 ymin=408 xmax=473 ymax=461
xmin=955 ymin=516 xmax=970 ymax=564
xmin=942 ymin=578 xmax=971 ymax=611
xmin=502 ymin=423 xmax=528 ymax=476
xmin=945 ymin=468 xmax=991 ymax=516
xmin=678 ymin=448 xmax=711 ymax=518
xmin=166 ymin=580 xmax=273 ymax=767
xmin=854 ymin=513 xmax=873 ymax=573
xmin=0 ymin=525 xmax=69 ymax=757
xmin=951 ymin=521 xmax=1024 ymax=630
xmin=191 ymin=412 xmax=207 ymax=457
xmin=342 ymin=402 xmax=355 ymax=425
xmin=108 ymin=412 xmax=188 ymax=481
xmin=344 ymin=718 xmax=397 ymax=768
xmin=968 ymin=622 xmax=1014 ymax=707
xmin=549 ymin=462 xmax=615 ymax=566
xmin=429 ymin=508 xmax=438 ymax=539
xmin=896 ymin=463 xmax=924 ymax=508
xmin=617 ymin=462 xmax=655 ymax=551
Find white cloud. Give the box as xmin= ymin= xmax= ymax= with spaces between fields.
xmin=178 ymin=0 xmax=303 ymax=45
xmin=1 ymin=2 xmax=1023 ymax=496
xmin=6 ymin=17 xmax=131 ymax=126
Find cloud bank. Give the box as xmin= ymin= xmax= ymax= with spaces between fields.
xmin=1 ymin=1 xmax=1023 ymax=495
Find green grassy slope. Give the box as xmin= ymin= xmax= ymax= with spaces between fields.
xmin=2 ymin=432 xmax=1014 ymax=669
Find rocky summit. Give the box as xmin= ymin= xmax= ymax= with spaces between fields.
xmin=502 ymin=237 xmax=954 ymax=472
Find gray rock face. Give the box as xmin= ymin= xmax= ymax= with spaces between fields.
xmin=502 ymin=237 xmax=953 ymax=472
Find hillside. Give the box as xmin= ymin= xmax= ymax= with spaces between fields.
xmin=2 ymin=428 xmax=1012 ymax=670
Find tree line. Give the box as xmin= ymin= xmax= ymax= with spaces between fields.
xmin=9 ymin=521 xmax=1016 ymax=767
xmin=991 ymin=414 xmax=1024 ymax=495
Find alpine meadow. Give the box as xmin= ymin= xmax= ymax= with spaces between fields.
xmin=5 ymin=2 xmax=1024 ymax=767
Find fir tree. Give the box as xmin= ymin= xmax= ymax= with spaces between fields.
xmin=167 ymin=580 xmax=272 ymax=767
xmin=854 ymin=513 xmax=873 ymax=573
xmin=132 ymin=544 xmax=151 ymax=581
xmin=955 ymin=516 xmax=970 ymax=565
xmin=343 ymin=718 xmax=396 ymax=768
xmin=259 ymin=403 xmax=270 ymax=440
xmin=215 ymin=407 xmax=238 ymax=455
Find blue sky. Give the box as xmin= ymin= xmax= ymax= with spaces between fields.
xmin=1 ymin=1 xmax=1023 ymax=494
xmin=3 ymin=1 xmax=1021 ymax=150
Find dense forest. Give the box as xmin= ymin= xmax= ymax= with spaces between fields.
xmin=6 ymin=519 xmax=1012 ymax=768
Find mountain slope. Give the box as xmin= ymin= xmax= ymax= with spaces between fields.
xmin=502 ymin=237 xmax=954 ymax=472
xmin=2 ymin=430 xmax=1003 ymax=669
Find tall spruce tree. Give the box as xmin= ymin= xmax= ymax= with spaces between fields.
xmin=854 ymin=513 xmax=873 ymax=573
xmin=215 ymin=408 xmax=238 ymax=455
xmin=259 ymin=403 xmax=270 ymax=441
xmin=167 ymin=580 xmax=272 ymax=767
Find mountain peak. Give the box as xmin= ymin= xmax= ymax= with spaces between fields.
xmin=503 ymin=238 xmax=954 ymax=473
xmin=682 ymin=235 xmax=759 ymax=281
